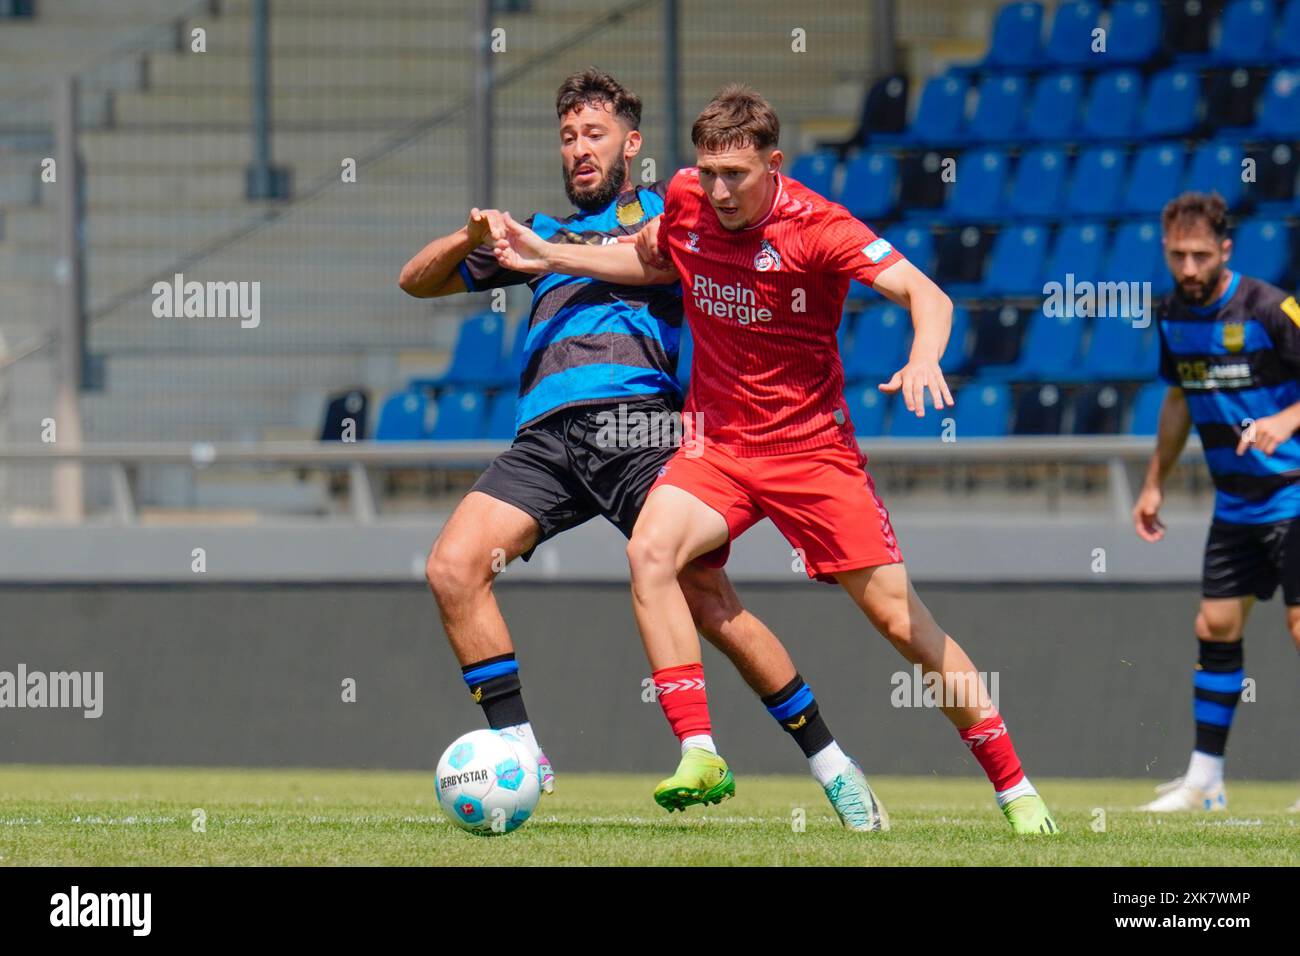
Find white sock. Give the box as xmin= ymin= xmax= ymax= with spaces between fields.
xmin=681 ymin=734 xmax=717 ymax=755
xmin=808 ymin=741 xmax=851 ymax=787
xmin=1186 ymin=750 xmax=1225 ymax=790
xmin=994 ymin=775 xmax=1038 ymax=808
xmin=500 ymin=721 xmax=541 ymax=757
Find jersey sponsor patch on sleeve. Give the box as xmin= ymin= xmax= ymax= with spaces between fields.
xmin=862 ymin=238 xmax=893 ymax=263
xmin=1281 ymin=295 xmax=1300 ymax=329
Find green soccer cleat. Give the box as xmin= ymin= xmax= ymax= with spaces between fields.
xmin=653 ymin=748 xmax=735 ymax=812
xmin=1001 ymin=793 xmax=1059 ymax=834
xmin=824 ymin=760 xmax=890 ymax=832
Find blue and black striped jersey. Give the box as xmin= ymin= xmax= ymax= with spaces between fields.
xmin=1158 ymin=272 xmax=1300 ymax=523
xmin=457 ymin=182 xmax=682 ymax=431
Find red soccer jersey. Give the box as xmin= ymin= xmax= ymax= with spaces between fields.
xmin=659 ymin=168 xmax=905 ymax=455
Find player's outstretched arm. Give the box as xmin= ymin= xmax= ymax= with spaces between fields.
xmin=873 ymin=260 xmax=956 ymax=417
xmin=493 ymin=212 xmax=679 ymax=286
xmin=1134 ymin=387 xmax=1192 ymax=542
xmin=398 ymin=207 xmax=506 ymax=298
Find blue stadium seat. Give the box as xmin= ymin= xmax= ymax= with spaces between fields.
xmin=982 ymin=2 xmax=1045 ymax=68
xmin=909 ymin=74 xmax=969 ymax=143
xmin=888 ymin=395 xmax=947 ymax=438
xmin=676 ymin=322 xmax=694 ymax=389
xmin=845 ymin=384 xmax=887 ymax=437
xmin=1024 ymin=72 xmax=1085 ymax=139
xmin=970 ymin=305 xmax=1029 ymax=370
xmin=1102 ymin=221 xmax=1163 ymax=285
xmin=789 ymin=150 xmax=838 ymax=198
xmin=1045 ymin=222 xmax=1108 ymax=286
xmin=940 ymin=305 xmax=973 ymax=375
xmin=1080 ymin=315 xmax=1159 ymax=380
xmin=884 ymin=225 xmax=935 ymax=273
xmin=430 ymin=390 xmax=488 ymax=441
xmin=1139 ymin=68 xmax=1200 ymax=137
xmin=485 ymin=392 xmax=518 ymax=440
xmin=375 ymin=390 xmax=430 ymax=441
xmin=970 ymin=74 xmax=1029 ymax=141
xmin=1254 ymin=69 xmax=1300 ymax=138
xmin=1081 ymin=70 xmax=1143 ymax=138
xmin=1278 ymin=0 xmax=1300 ymax=60
xmin=953 ymin=383 xmax=1011 ymax=438
xmin=1124 ymin=144 xmax=1185 ymax=214
xmin=491 ymin=317 xmax=528 ymax=389
xmin=1129 ymin=381 xmax=1168 ymax=434
xmin=982 ymin=224 xmax=1050 ymax=295
xmin=416 ymin=311 xmax=506 ymax=389
xmin=1013 ymin=383 xmax=1066 ymax=434
xmin=1066 ymin=148 xmax=1126 ymax=217
xmin=838 ymin=308 xmax=854 ymax=357
xmin=1213 ymin=0 xmax=1276 ymax=65
xmin=1068 ymin=383 xmax=1125 ymax=434
xmin=1233 ymin=219 xmax=1290 ymax=284
xmin=843 ymin=303 xmax=910 ymax=381
xmin=1007 ymin=148 xmax=1068 ymax=217
xmin=1043 ymin=0 xmax=1101 ymax=66
xmin=1185 ymin=141 xmax=1245 ymax=207
xmin=946 ymin=149 xmax=1009 ymax=219
xmin=1107 ymin=0 xmax=1163 ymax=63
xmin=839 ymin=151 xmax=897 ymax=220
xmin=981 ymin=312 xmax=1086 ymax=381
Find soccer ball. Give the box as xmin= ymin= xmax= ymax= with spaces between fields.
xmin=435 ymin=729 xmax=541 ymax=836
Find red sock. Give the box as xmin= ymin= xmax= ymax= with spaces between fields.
xmin=959 ymin=713 xmax=1026 ymax=792
xmin=653 ymin=663 xmax=711 ymax=742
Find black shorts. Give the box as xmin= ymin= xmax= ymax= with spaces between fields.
xmin=1202 ymin=518 xmax=1300 ymax=605
xmin=471 ymin=396 xmax=679 ymax=560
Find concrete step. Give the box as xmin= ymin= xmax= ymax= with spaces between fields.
xmin=109 ymin=88 xmax=464 ymax=127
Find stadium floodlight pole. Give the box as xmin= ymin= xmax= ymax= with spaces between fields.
xmin=246 ymin=0 xmax=288 ymax=199
xmin=52 ymin=74 xmax=85 ymax=521
xmin=872 ymin=0 xmax=898 ymax=77
xmin=472 ymin=0 xmax=494 ymax=207
xmin=665 ymin=0 xmax=681 ymax=170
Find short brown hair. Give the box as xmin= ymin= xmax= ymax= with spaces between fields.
xmin=555 ymin=67 xmax=641 ymax=129
xmin=691 ymin=84 xmax=780 ymax=152
xmin=1162 ymin=191 xmax=1229 ymax=240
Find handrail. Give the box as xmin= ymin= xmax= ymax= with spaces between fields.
xmin=0 ymin=435 xmax=1200 ymax=464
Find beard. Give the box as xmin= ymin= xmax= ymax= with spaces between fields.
xmin=1174 ymin=265 xmax=1224 ymax=307
xmin=564 ymin=159 xmax=626 ymax=212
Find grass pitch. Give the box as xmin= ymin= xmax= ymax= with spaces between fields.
xmin=0 ymin=765 xmax=1295 ymax=866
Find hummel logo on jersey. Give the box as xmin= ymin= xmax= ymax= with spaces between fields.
xmin=686 ymin=231 xmax=700 ymax=252
xmin=862 ymin=238 xmax=893 ymax=263
xmin=754 ymin=238 xmax=782 ymax=272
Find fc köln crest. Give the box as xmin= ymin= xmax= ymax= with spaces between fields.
xmin=754 ymin=238 xmax=781 ymax=272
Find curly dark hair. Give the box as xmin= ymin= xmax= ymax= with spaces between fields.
xmin=555 ymin=68 xmax=642 ymax=129
xmin=1162 ymin=191 xmax=1229 ymax=239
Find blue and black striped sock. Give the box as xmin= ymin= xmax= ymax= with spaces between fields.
xmin=761 ymin=673 xmax=834 ymax=759
xmin=461 ymin=652 xmax=528 ymax=729
xmin=1193 ymin=639 xmax=1244 ymax=757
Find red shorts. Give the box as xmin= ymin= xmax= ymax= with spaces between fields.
xmin=654 ymin=428 xmax=903 ymax=582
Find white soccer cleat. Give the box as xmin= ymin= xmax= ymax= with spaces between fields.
xmin=1138 ymin=776 xmax=1227 ymax=812
xmin=1287 ymin=796 xmax=1300 ymax=814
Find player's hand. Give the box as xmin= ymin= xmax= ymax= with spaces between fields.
xmin=1236 ymin=411 xmax=1298 ymax=456
xmin=492 ymin=212 xmax=551 ymax=274
xmin=879 ymin=359 xmax=954 ymax=417
xmin=1133 ymin=483 xmax=1165 ymax=542
xmin=466 ymin=207 xmax=507 ymax=247
xmin=626 ymin=215 xmax=671 ymax=271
